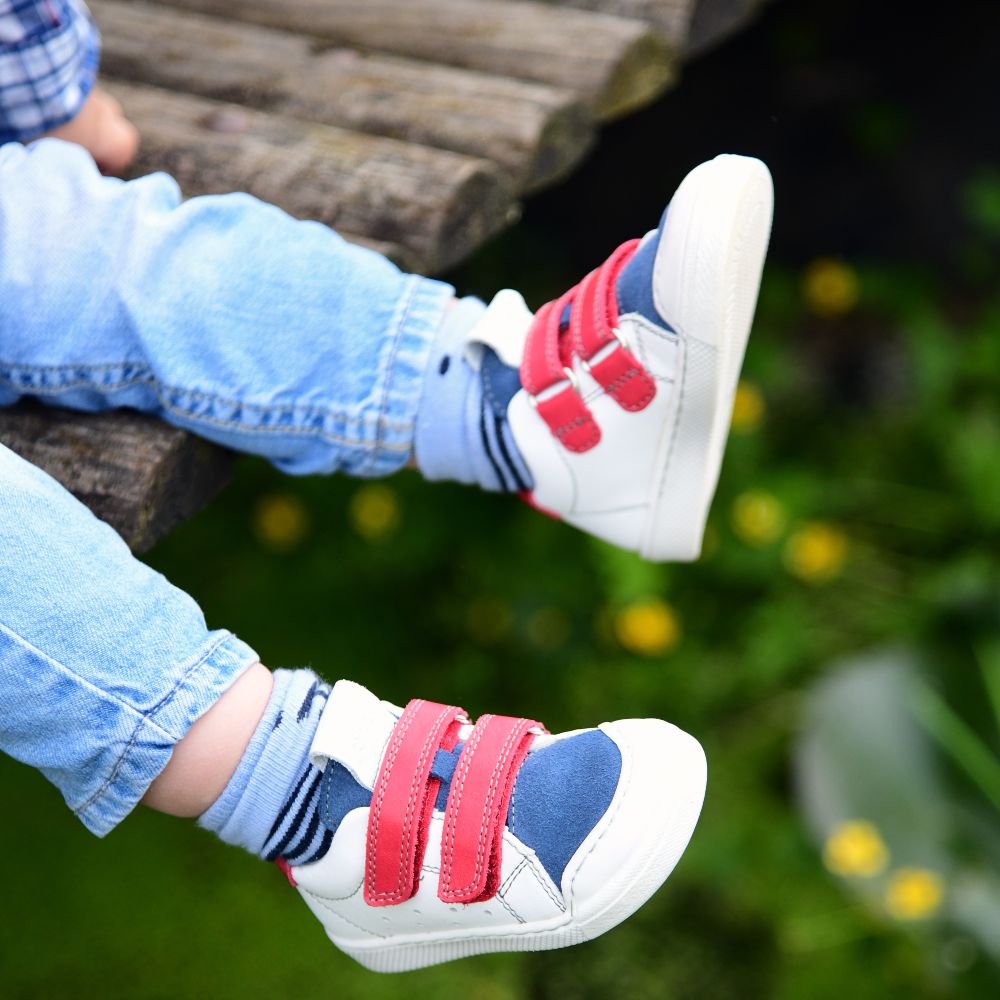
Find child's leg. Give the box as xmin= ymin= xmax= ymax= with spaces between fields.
xmin=1 ymin=438 xmax=706 ymax=971
xmin=0 ymin=137 xmax=453 ymax=479
xmin=0 ymin=139 xmax=772 ymax=561
xmin=0 ymin=440 xmax=258 ymax=835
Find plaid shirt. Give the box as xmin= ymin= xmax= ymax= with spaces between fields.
xmin=0 ymin=0 xmax=99 ymax=143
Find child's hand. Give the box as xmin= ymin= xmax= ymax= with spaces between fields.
xmin=45 ymin=86 xmax=139 ymax=175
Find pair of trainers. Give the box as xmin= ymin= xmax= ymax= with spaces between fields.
xmin=283 ymin=155 xmax=774 ymax=972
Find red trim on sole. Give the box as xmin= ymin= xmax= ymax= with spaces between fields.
xmin=518 ymin=490 xmax=561 ymax=521
xmin=276 ymin=856 xmax=298 ymax=887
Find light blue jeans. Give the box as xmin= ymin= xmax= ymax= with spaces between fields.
xmin=0 ymin=138 xmax=454 ymax=835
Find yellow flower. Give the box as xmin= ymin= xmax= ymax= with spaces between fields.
xmin=525 ymin=607 xmax=571 ymax=651
xmin=466 ymin=598 xmax=513 ymax=644
xmin=823 ymin=820 xmax=889 ymax=878
xmin=784 ymin=522 xmax=848 ymax=583
xmin=803 ymin=257 xmax=860 ymax=317
xmin=731 ymin=490 xmax=787 ymax=546
xmin=730 ymin=381 xmax=765 ymax=434
xmin=349 ymin=484 xmax=400 ymax=541
xmin=253 ymin=493 xmax=309 ymax=551
xmin=614 ymin=599 xmax=681 ymax=656
xmin=885 ymin=867 xmax=944 ymax=921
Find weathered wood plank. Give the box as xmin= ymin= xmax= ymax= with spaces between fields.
xmin=0 ymin=403 xmax=231 ymax=553
xmin=91 ymin=0 xmax=594 ymax=193
xmin=106 ymin=81 xmax=517 ymax=274
xmin=539 ymin=0 xmax=694 ymax=50
xmin=150 ymin=0 xmax=675 ymax=121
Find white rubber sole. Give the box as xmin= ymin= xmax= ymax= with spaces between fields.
xmin=641 ymin=154 xmax=773 ymax=561
xmin=335 ymin=719 xmax=707 ymax=973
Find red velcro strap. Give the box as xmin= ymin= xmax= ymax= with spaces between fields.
xmin=587 ymin=344 xmax=657 ymax=411
xmin=438 ymin=714 xmax=544 ymax=904
xmin=535 ymin=384 xmax=601 ymax=453
xmin=364 ymin=699 xmax=465 ymax=907
xmin=521 ymin=296 xmax=572 ymax=395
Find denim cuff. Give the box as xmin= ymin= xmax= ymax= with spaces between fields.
xmin=357 ymin=272 xmax=455 ymax=477
xmin=74 ymin=632 xmax=259 ymax=837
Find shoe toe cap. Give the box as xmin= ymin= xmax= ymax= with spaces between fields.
xmin=562 ymin=717 xmax=707 ymax=936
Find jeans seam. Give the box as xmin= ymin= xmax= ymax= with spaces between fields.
xmin=0 ymin=364 xmax=414 ymax=430
xmin=0 ymin=367 xmax=414 ymax=446
xmin=71 ymin=633 xmax=242 ymax=818
xmin=364 ymin=276 xmax=418 ymax=474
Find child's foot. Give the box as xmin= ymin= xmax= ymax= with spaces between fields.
xmin=277 ymin=680 xmax=707 ymax=972
xmin=510 ymin=154 xmax=773 ymax=560
xmin=416 ymin=154 xmax=773 ymax=561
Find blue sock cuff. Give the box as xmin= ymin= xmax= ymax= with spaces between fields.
xmin=413 ymin=295 xmax=489 ymax=486
xmin=198 ymin=669 xmax=328 ymax=857
xmin=414 ymin=295 xmax=532 ymax=492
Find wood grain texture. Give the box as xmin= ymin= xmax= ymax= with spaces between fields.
xmin=106 ymin=80 xmax=517 ymax=274
xmin=539 ymin=0 xmax=694 ymax=49
xmin=0 ymin=403 xmax=232 ymax=553
xmin=150 ymin=0 xmax=675 ymax=120
xmin=92 ymin=0 xmax=594 ymax=192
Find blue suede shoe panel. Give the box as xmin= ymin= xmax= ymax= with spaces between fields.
xmin=506 ymin=729 xmax=622 ymax=886
xmin=480 ymin=349 xmax=522 ymax=416
xmin=319 ymin=761 xmax=372 ymax=838
xmin=615 ymin=204 xmax=673 ymax=331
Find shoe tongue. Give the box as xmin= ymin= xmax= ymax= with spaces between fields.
xmin=309 ymin=680 xmax=399 ymax=789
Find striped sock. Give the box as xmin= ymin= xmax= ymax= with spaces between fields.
xmin=414 ymin=295 xmax=533 ymax=493
xmin=199 ymin=669 xmax=332 ymax=866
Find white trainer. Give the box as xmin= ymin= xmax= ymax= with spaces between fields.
xmin=275 ymin=680 xmax=707 ymax=973
xmin=467 ymin=154 xmax=773 ymax=561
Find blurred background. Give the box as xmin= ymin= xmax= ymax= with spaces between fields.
xmin=3 ymin=0 xmax=1000 ymax=996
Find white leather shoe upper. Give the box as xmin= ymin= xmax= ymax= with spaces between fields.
xmin=282 ymin=680 xmax=707 ymax=973
xmin=467 ymin=154 xmax=774 ymax=561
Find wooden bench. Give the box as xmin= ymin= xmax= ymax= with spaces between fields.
xmin=0 ymin=0 xmax=767 ymax=550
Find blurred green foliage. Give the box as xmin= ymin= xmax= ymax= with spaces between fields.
xmin=2 ymin=249 xmax=998 ymax=998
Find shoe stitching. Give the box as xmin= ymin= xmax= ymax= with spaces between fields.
xmin=0 ymin=366 xmax=413 ymax=432
xmin=649 ymin=333 xmax=690 ymax=521
xmin=518 ymin=851 xmax=566 ymax=912
xmin=554 ymin=412 xmax=599 ymax=452
xmin=439 ymin=715 xmax=492 ymax=897
xmin=565 ymin=727 xmax=634 ymax=916
xmin=302 ymin=890 xmax=387 ymax=939
xmin=497 ymin=858 xmax=527 ymax=898
xmin=365 ymin=275 xmax=418 ymax=474
xmin=440 ymin=717 xmax=528 ymax=901
xmin=369 ymin=702 xmax=458 ymax=902
xmin=366 ymin=700 xmax=422 ymax=902
xmin=497 ymin=894 xmax=526 ymax=924
xmin=600 ymin=362 xmax=654 ymax=412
